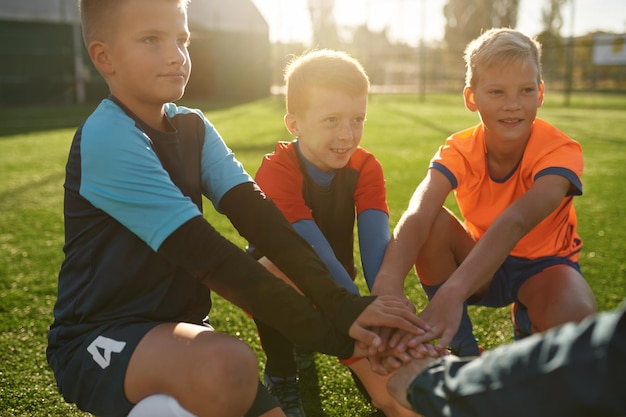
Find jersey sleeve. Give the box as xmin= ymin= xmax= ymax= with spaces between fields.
xmin=350 ymin=150 xmax=389 ymax=290
xmin=196 ymin=113 xmax=254 ymax=209
xmin=254 ymin=142 xmax=313 ymax=223
xmin=79 ymin=102 xmax=201 ymax=251
xmin=428 ymin=126 xmax=480 ymax=190
xmin=357 ymin=209 xmax=390 ymax=290
xmin=353 ymin=151 xmax=389 ymax=215
xmin=529 ymin=119 xmax=583 ymax=196
xmin=219 ymin=182 xmax=375 ymax=336
xmin=293 ymin=219 xmax=361 ymax=295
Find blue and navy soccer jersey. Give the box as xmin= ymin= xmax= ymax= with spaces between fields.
xmin=48 ymin=97 xmax=252 ymax=348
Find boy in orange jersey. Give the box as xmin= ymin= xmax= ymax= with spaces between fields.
xmin=371 ymin=28 xmax=598 ymax=361
xmin=249 ymin=49 xmax=424 ymax=417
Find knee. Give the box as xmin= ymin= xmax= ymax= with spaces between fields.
xmin=525 ymin=279 xmax=598 ymax=333
xmin=200 ymin=336 xmax=257 ymax=386
xmin=418 ymin=208 xmax=454 ymax=253
xmin=530 ymin=296 xmax=598 ymax=333
xmin=415 ymin=207 xmax=472 ymax=286
xmin=188 ymin=336 xmax=259 ymax=415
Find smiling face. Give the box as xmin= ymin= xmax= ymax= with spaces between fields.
xmin=285 ymin=87 xmax=367 ymax=172
xmin=464 ymin=57 xmax=544 ymax=149
xmin=88 ymin=0 xmax=191 ymax=124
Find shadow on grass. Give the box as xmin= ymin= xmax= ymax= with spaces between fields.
xmin=0 ymin=172 xmax=65 ymax=204
xmin=298 ymin=352 xmax=384 ymax=417
xmin=0 ymin=99 xmax=245 ymax=138
xmin=293 ymin=348 xmax=326 ymax=416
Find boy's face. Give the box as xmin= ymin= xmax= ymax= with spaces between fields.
xmin=463 ymin=57 xmax=544 ymax=146
xmin=285 ymin=87 xmax=367 ymax=172
xmin=91 ymin=0 xmax=191 ymax=113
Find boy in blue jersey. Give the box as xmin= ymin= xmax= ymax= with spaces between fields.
xmin=249 ymin=49 xmax=420 ymax=417
xmin=46 ymin=1 xmax=431 ymax=417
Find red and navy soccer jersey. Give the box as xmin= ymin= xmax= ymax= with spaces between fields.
xmin=255 ymin=141 xmax=388 ymax=278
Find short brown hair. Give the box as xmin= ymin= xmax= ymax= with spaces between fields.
xmin=464 ymin=27 xmax=542 ymax=88
xmin=284 ymin=49 xmax=370 ymax=114
xmin=78 ymin=0 xmax=189 ymax=46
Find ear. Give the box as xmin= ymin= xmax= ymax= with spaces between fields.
xmin=88 ymin=41 xmax=114 ymax=76
xmin=284 ymin=113 xmax=299 ymax=137
xmin=537 ymin=80 xmax=545 ymax=108
xmin=463 ymin=86 xmax=478 ymax=112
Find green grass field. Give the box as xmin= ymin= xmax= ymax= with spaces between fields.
xmin=1 ymin=92 xmax=625 ymax=416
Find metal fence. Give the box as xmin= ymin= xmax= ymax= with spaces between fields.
xmin=270 ymin=34 xmax=626 ymax=96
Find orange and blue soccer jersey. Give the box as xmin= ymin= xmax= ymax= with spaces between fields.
xmin=430 ymin=118 xmax=583 ymax=261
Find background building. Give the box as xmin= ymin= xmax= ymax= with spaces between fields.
xmin=0 ymin=0 xmax=271 ymax=106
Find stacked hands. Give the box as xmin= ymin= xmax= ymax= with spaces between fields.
xmin=349 ymin=294 xmax=447 ymax=376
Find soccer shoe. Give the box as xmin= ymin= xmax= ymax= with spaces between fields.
xmin=263 ymin=373 xmax=306 ymax=417
xmin=511 ymin=302 xmax=533 ymax=340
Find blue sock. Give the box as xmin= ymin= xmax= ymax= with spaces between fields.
xmin=421 ymin=282 xmax=480 ymax=356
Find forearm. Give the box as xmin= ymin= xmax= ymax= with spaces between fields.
xmin=357 ymin=209 xmax=389 ymax=291
xmin=219 ymin=182 xmax=374 ymax=334
xmin=372 ymin=213 xmax=425 ymax=295
xmin=292 ymin=219 xmax=360 ymax=295
xmin=373 ymin=177 xmax=443 ymax=295
xmin=442 ymin=210 xmax=527 ymax=300
xmin=157 ymin=216 xmax=356 ymax=358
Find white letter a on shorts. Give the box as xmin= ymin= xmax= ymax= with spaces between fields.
xmin=87 ymin=335 xmax=127 ymax=369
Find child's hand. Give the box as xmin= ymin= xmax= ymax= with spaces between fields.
xmin=415 ymin=288 xmax=465 ymax=354
xmin=364 ymin=341 xmax=442 ymax=375
xmin=371 ymin=280 xmax=412 ymax=308
xmin=348 ymin=295 xmax=430 ymax=356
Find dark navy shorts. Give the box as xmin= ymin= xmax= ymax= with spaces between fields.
xmin=471 ymin=255 xmax=582 ymax=307
xmin=49 ymin=318 xmax=278 ymax=417
xmin=48 ymin=321 xmax=161 ymax=417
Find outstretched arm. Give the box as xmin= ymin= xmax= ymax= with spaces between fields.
xmin=219 ymin=182 xmax=430 ymax=350
xmin=157 ymin=214 xmax=360 ymax=357
xmin=418 ymin=174 xmax=575 ymax=351
xmin=372 ymin=170 xmax=451 ymax=299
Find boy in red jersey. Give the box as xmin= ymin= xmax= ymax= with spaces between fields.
xmin=371 ymin=28 xmax=597 ymax=363
xmin=249 ymin=49 xmax=424 ymax=417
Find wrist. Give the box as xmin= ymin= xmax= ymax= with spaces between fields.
xmin=372 ymin=275 xmax=404 ymax=296
xmin=437 ymin=280 xmax=469 ymax=303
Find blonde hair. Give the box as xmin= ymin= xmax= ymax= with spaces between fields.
xmin=78 ymin=0 xmax=189 ymax=46
xmin=284 ymin=49 xmax=370 ymax=114
xmin=464 ymin=27 xmax=542 ymax=88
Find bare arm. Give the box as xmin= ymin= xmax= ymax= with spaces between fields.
xmin=372 ymin=170 xmax=452 ymax=297
xmin=418 ymin=174 xmax=575 ymax=350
